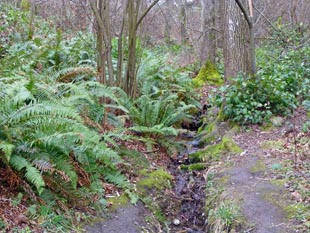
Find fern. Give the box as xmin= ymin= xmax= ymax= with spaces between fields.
xmin=10 ymin=155 xmax=45 ymax=194
xmin=0 ymin=141 xmax=15 ymax=162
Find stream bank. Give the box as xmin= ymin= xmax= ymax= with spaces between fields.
xmin=86 ymin=109 xmax=308 ymax=233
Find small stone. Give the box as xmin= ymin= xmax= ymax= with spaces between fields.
xmin=289 ymin=188 xmax=295 ymax=192
xmin=284 ymin=183 xmax=290 ymax=188
xmin=270 ymin=116 xmax=285 ymax=127
xmin=173 ymin=218 xmax=180 ymax=226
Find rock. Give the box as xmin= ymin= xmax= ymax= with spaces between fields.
xmin=173 ymin=218 xmax=181 ymax=226
xmin=270 ymin=116 xmax=285 ymax=127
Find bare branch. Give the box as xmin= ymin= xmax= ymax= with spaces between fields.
xmin=136 ymin=0 xmax=160 ymax=30
xmin=235 ymin=0 xmax=252 ymax=28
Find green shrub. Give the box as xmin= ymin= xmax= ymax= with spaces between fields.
xmin=216 ymin=34 xmax=309 ymax=124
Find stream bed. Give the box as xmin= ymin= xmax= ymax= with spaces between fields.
xmin=167 ymin=133 xmax=207 ymax=232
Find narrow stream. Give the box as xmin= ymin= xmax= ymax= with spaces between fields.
xmin=168 ymin=132 xmax=207 ymax=233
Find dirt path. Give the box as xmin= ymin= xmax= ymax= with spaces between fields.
xmin=223 ymin=126 xmax=296 ymax=233
xmin=86 ymin=202 xmax=155 ymax=233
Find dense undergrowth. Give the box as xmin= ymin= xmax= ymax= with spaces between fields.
xmin=0 ymin=4 xmax=199 ymax=231
xmin=214 ymin=30 xmax=310 ymax=125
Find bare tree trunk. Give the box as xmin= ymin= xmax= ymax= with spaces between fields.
xmin=124 ymin=0 xmax=159 ymax=98
xmin=163 ymin=0 xmax=173 ymax=44
xmin=199 ymin=0 xmax=216 ymax=64
xmin=124 ymin=0 xmax=141 ymax=98
xmin=179 ymin=0 xmax=188 ymax=45
xmin=89 ymin=0 xmax=114 ymax=86
xmin=221 ymin=0 xmax=255 ymax=81
xmin=27 ymin=0 xmax=35 ymax=40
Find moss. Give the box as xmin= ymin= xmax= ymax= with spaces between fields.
xmin=221 ymin=136 xmax=243 ymax=154
xmin=180 ymin=163 xmax=208 ymax=171
xmin=261 ymin=123 xmax=275 ymax=131
xmin=198 ymin=122 xmax=220 ymax=147
xmin=137 ymin=168 xmax=173 ymax=192
xmin=21 ymin=0 xmax=31 ymax=11
xmin=192 ymin=60 xmax=223 ymax=87
xmin=199 ymin=134 xmax=217 ymax=147
xmin=108 ymin=194 xmax=130 ymax=212
xmin=226 ymin=124 xmax=241 ymax=137
xmin=250 ymin=160 xmax=266 ymax=173
xmin=261 ymin=191 xmax=310 ymax=229
xmin=189 ymin=143 xmax=223 ymax=162
xmin=260 ymin=140 xmax=284 ymax=150
xmin=284 ymin=204 xmax=309 ymax=219
xmin=189 ymin=136 xmax=242 ymax=162
xmin=270 ymin=116 xmax=285 ymax=127
xmin=270 ymin=179 xmax=286 ymax=187
xmin=262 ymin=191 xmax=295 ymax=219
xmin=217 ymin=175 xmax=230 ymax=186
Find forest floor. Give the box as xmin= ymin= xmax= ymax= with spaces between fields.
xmin=1 ymin=88 xmax=309 ymax=232
xmin=86 ymin=106 xmax=310 ymax=233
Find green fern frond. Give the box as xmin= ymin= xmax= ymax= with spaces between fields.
xmin=10 ymin=155 xmax=45 ymax=194
xmin=0 ymin=141 xmax=15 ymax=162
xmin=103 ymin=169 xmax=128 ymax=188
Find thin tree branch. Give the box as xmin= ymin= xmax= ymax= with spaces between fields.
xmin=88 ymin=0 xmax=104 ymax=29
xmin=136 ymin=0 xmax=160 ymax=30
xmin=253 ymin=3 xmax=280 ymax=33
xmin=235 ymin=0 xmax=252 ymax=28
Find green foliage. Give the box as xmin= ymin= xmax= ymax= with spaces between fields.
xmin=213 ymin=25 xmax=310 ymax=124
xmin=137 ymin=49 xmax=201 ymax=108
xmin=208 ymin=201 xmax=241 ymax=232
xmin=216 ymin=65 xmax=304 ymax=124
xmin=0 ymin=75 xmax=126 ymax=198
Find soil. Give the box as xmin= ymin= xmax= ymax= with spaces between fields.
xmin=86 ymin=202 xmax=155 ymax=233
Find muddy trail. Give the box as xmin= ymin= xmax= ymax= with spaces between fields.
xmin=86 ymin=111 xmax=307 ymax=233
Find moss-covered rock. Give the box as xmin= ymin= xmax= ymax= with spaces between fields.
xmin=198 ymin=121 xmax=220 ymax=147
xmin=250 ymin=159 xmax=266 ymax=173
xmin=192 ymin=61 xmax=223 ymax=87
xmin=222 ymin=136 xmax=243 ymax=153
xmin=180 ymin=163 xmax=208 ymax=171
xmin=107 ymin=194 xmax=130 ymax=212
xmin=189 ymin=136 xmax=242 ymax=163
xmin=137 ymin=168 xmax=173 ymax=193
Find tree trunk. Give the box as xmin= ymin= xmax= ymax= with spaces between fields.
xmin=179 ymin=1 xmax=188 ymax=45
xmin=221 ymin=0 xmax=253 ymax=81
xmin=89 ymin=0 xmax=115 ymax=86
xmin=199 ymin=0 xmax=216 ymax=64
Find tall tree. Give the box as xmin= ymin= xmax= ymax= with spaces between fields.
xmin=199 ymin=0 xmax=217 ymax=64
xmin=179 ymin=0 xmax=188 ymax=45
xmin=221 ymin=0 xmax=256 ymax=80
